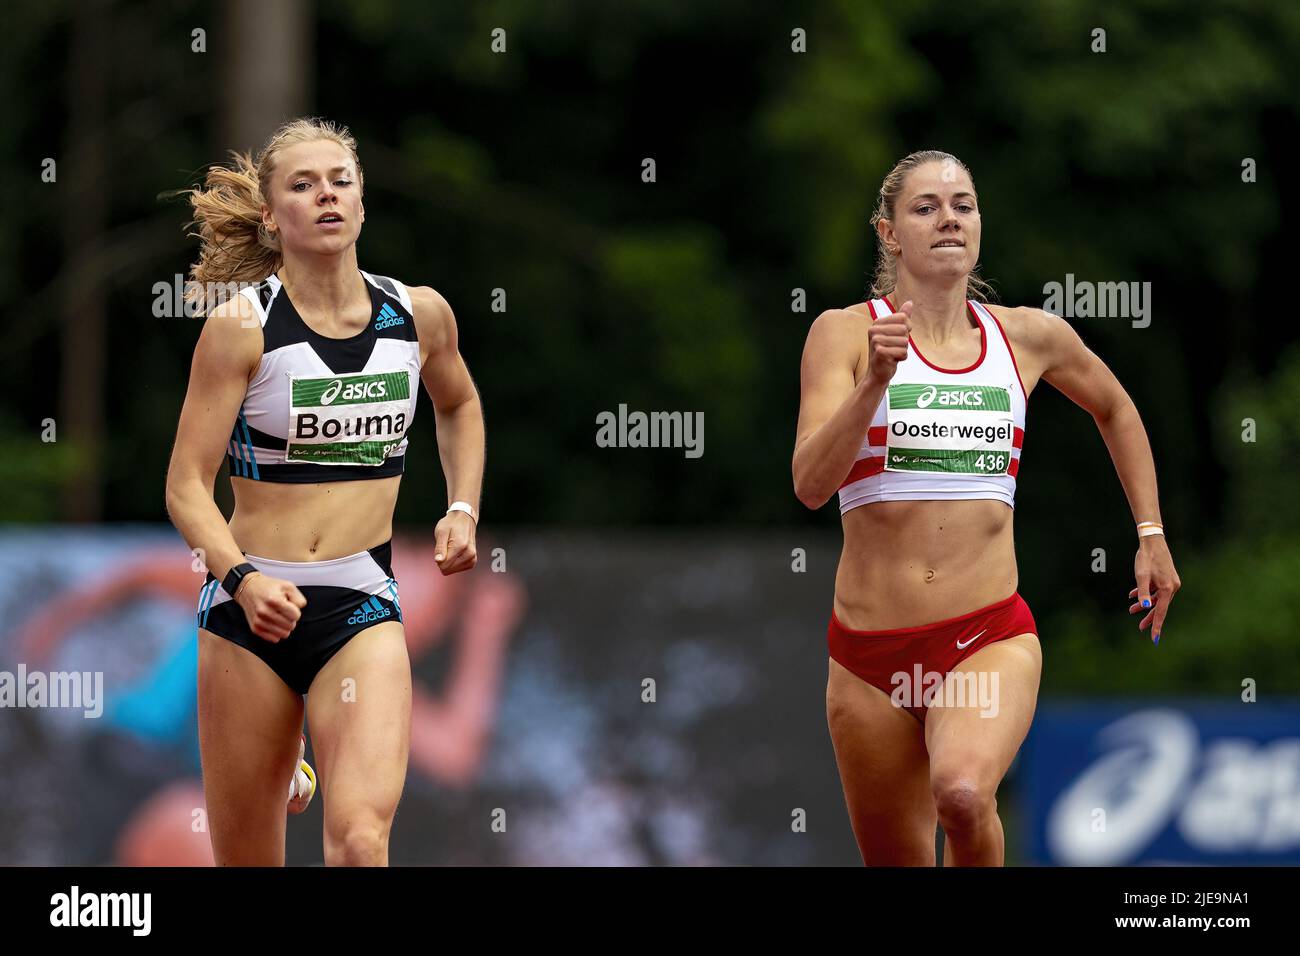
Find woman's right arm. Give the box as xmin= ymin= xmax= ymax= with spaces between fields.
xmin=164 ymin=294 xmax=304 ymax=640
xmin=165 ymin=295 xmax=261 ymax=584
xmin=792 ymin=304 xmax=912 ymax=509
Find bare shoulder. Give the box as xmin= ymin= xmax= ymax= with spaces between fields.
xmin=406 ymin=284 xmax=457 ymax=354
xmin=195 ymin=292 xmax=262 ymax=368
xmin=983 ymin=303 xmax=1089 ymax=385
xmin=982 ymin=303 xmax=1054 ymax=346
xmin=803 ymin=304 xmax=875 ymax=382
xmin=983 ymin=302 xmax=1084 ymax=354
xmin=805 ymin=303 xmax=873 ymax=346
xmin=203 ymin=288 xmax=258 ymax=326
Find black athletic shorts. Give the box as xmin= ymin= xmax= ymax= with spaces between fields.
xmin=196 ymin=540 xmax=402 ymax=694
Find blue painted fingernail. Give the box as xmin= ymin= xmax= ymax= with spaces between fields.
xmin=1153 ymin=632 xmax=1160 ymax=645
xmin=1142 ymin=599 xmax=1151 ymax=608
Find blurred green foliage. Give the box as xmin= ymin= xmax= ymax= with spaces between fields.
xmin=0 ymin=416 xmax=87 ymax=521
xmin=1045 ymin=343 xmax=1300 ymax=695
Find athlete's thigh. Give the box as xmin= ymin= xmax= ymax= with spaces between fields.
xmin=197 ymin=629 xmax=304 ymax=864
xmin=305 ymin=620 xmax=412 ymax=827
xmin=925 ymin=633 xmax=1041 ymax=791
xmin=826 ymin=657 xmax=937 ymax=864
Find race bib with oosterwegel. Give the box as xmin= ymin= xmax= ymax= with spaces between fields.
xmin=884 ymin=382 xmax=1014 ymax=475
xmin=286 ymin=371 xmax=411 ymax=465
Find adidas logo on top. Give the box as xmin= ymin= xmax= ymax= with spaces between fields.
xmin=374 ymin=302 xmax=405 ymax=330
xmin=347 ymin=596 xmax=392 ymax=625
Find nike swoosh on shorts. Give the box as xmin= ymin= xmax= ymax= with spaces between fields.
xmin=956 ymin=628 xmax=987 ymax=650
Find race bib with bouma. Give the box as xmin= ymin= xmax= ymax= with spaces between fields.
xmin=286 ymin=371 xmax=411 ymax=465
xmin=884 ymin=382 xmax=1014 ymax=475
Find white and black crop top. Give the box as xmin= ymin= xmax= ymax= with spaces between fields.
xmin=226 ymin=270 xmax=421 ymax=483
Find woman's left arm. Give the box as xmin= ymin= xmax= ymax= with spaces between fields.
xmin=1026 ymin=308 xmax=1182 ymax=644
xmin=412 ymin=286 xmax=485 ymax=575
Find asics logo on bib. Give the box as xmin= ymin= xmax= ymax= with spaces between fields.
xmin=320 ymin=380 xmax=387 ymax=406
xmin=374 ymin=303 xmax=405 ymax=330
xmin=347 ymin=596 xmax=391 ymax=625
xmin=915 ymin=385 xmax=985 ymax=409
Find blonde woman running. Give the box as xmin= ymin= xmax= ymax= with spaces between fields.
xmin=166 ymin=117 xmax=484 ymax=865
xmin=793 ymin=150 xmax=1180 ymax=865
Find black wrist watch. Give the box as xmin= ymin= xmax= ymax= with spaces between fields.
xmin=223 ymin=562 xmax=258 ymax=598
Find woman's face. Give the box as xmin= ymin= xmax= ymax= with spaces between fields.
xmin=262 ymin=139 xmax=365 ymax=256
xmin=881 ymin=160 xmax=981 ymax=287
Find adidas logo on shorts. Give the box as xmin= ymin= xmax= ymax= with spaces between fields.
xmin=347 ymin=596 xmax=392 ymax=625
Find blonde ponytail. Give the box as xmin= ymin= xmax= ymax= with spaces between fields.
xmin=172 ymin=117 xmax=364 ymax=311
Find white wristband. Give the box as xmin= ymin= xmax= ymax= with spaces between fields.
xmin=1137 ymin=521 xmax=1164 ymax=539
xmin=447 ymin=501 xmax=478 ymax=524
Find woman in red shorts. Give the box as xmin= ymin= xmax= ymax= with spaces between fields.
xmin=792 ymin=150 xmax=1181 ymax=866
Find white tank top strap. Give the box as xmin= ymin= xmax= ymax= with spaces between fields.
xmin=237 ymin=275 xmax=281 ymax=329
xmin=866 ymin=298 xmax=893 ymax=320
xmin=361 ymin=271 xmax=413 ymax=314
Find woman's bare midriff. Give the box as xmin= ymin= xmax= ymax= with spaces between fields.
xmin=834 ymin=498 xmax=1018 ymax=630
xmin=228 ymin=475 xmax=401 ymax=561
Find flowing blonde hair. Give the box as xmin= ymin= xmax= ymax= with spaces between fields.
xmin=868 ymin=149 xmax=996 ymax=303
xmin=173 ymin=117 xmax=364 ymax=308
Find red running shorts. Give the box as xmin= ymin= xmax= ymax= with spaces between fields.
xmin=827 ymin=591 xmax=1038 ymax=723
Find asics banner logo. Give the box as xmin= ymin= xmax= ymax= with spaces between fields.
xmin=916 ymin=385 xmax=985 ymax=409
xmin=320 ymin=380 xmax=388 ymax=406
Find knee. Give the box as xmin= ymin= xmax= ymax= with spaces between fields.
xmin=932 ymin=775 xmax=996 ymax=835
xmin=325 ymin=816 xmax=391 ymax=866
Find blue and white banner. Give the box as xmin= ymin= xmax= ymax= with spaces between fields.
xmin=1022 ymin=703 xmax=1300 ymax=865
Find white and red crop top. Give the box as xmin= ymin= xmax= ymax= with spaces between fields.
xmin=838 ymin=296 xmax=1028 ymax=514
